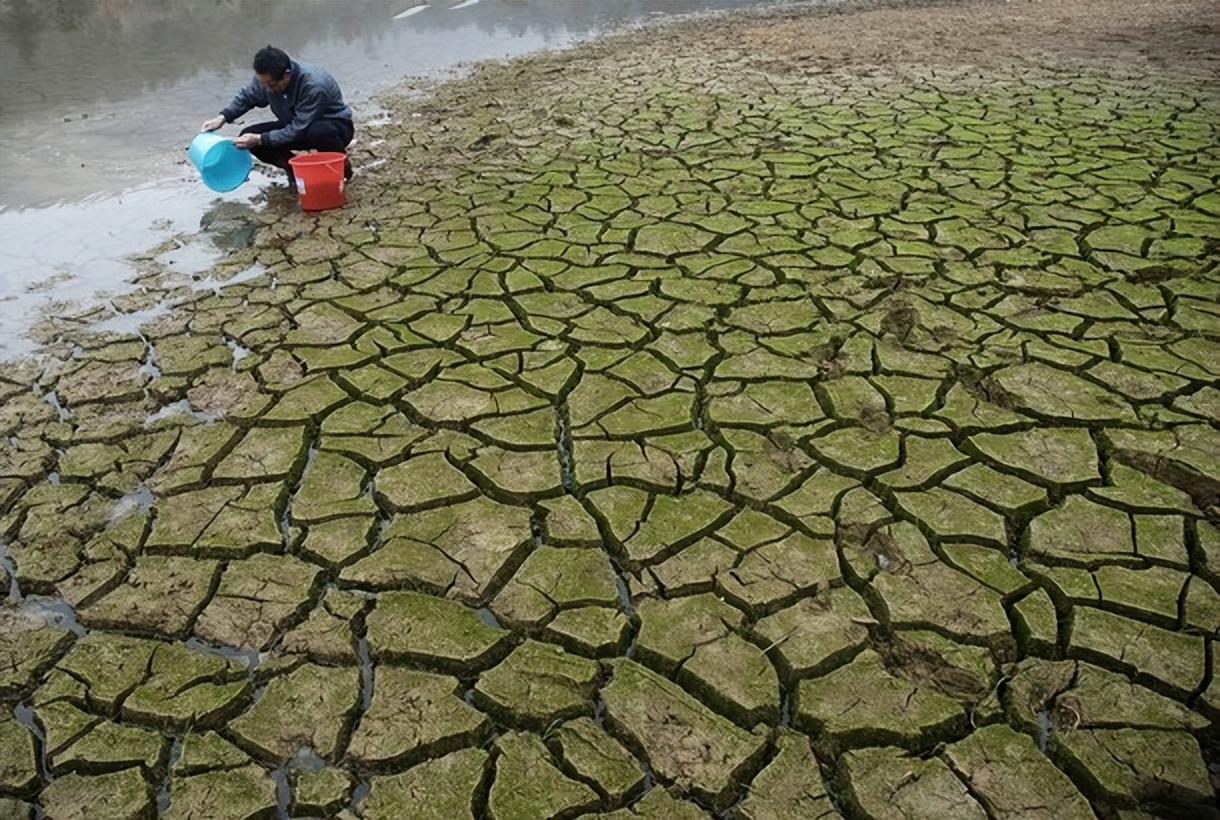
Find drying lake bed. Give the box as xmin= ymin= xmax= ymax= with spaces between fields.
xmin=1 ymin=0 xmax=1218 ymax=817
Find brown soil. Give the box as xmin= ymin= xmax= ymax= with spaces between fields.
xmin=717 ymin=0 xmax=1220 ymax=75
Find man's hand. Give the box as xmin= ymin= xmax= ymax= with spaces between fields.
xmin=234 ymin=133 xmax=262 ymax=149
xmin=201 ymin=115 xmax=226 ymax=132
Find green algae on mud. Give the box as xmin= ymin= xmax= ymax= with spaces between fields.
xmin=2 ymin=0 xmax=1220 ymax=816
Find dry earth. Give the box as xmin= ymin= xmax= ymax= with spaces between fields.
xmin=732 ymin=0 xmax=1218 ymax=72
xmin=1 ymin=1 xmax=1219 ymax=818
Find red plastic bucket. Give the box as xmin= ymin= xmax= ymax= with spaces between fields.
xmin=288 ymin=152 xmax=347 ymax=211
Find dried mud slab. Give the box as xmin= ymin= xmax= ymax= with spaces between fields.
xmin=362 ymin=748 xmax=489 ymax=820
xmin=227 ymin=663 xmax=359 ymax=764
xmin=3 ymin=0 xmax=1219 ymax=815
xmin=0 ymin=709 xmax=39 ymax=794
xmin=163 ymin=765 xmax=278 ymax=820
xmin=739 ymin=729 xmax=841 ymax=819
xmin=634 ymin=593 xmax=779 ymax=726
xmin=0 ymin=607 xmax=75 ymax=700
xmin=1053 ymin=728 xmax=1214 ymax=814
xmin=601 ymin=659 xmax=768 ymax=809
xmin=796 ymin=650 xmax=966 ymax=751
xmin=363 ymin=590 xmax=511 ymax=674
xmin=347 ymin=667 xmax=490 ymax=769
xmin=473 ymin=640 xmax=599 ymax=730
xmin=944 ymin=725 xmax=1095 ymax=820
xmin=842 ymin=746 xmax=986 ymax=820
xmin=552 ymin=717 xmax=646 ymax=806
xmin=491 ymin=546 xmax=619 ymax=629
xmin=590 ymin=788 xmax=713 ymax=820
xmin=38 ymin=768 xmax=153 ymax=819
xmin=487 ymin=731 xmax=600 ymax=819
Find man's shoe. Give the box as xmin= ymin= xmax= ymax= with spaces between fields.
xmin=344 ymin=157 xmax=353 ymax=181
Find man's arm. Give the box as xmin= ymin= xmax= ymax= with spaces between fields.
xmin=218 ymin=78 xmax=269 ymax=125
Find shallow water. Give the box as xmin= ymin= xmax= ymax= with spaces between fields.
xmin=0 ymin=0 xmax=777 ymax=359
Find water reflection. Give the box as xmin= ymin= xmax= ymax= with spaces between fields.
xmin=1 ymin=0 xmax=767 ymax=120
xmin=0 ymin=173 xmax=273 ymax=359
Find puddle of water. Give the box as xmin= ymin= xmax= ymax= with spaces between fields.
xmin=1035 ymin=707 xmax=1053 ymax=751
xmin=349 ymin=780 xmax=372 ymax=812
xmin=357 ymin=636 xmax=375 ymax=713
xmin=271 ymin=763 xmax=293 ymax=818
xmin=184 ymin=636 xmax=263 ymax=673
xmin=367 ymin=515 xmax=394 ymax=557
xmin=356 ymin=472 xmax=377 ymax=504
xmin=614 ymin=574 xmax=635 ymax=617
xmin=193 ymin=198 xmax=264 ymax=253
xmin=42 ymin=390 xmax=70 ymax=421
xmin=10 ymin=595 xmax=87 ymax=637
xmin=0 ymin=174 xmax=274 ymax=360
xmin=0 ymin=540 xmax=22 ymax=601
xmin=227 ymin=336 xmax=253 ymax=371
xmin=109 ymin=483 xmax=154 ymax=525
xmin=616 ymin=571 xmax=642 ymax=661
xmin=13 ymin=703 xmax=50 ymax=783
xmin=555 ymin=404 xmax=576 ymax=492
xmin=140 ymin=339 xmax=160 ymax=379
xmin=143 ymin=399 xmax=220 ymax=428
xmin=639 ymin=759 xmax=657 ymax=791
xmin=85 ymin=304 xmax=172 ymax=337
xmin=154 ymin=239 xmax=222 ymax=278
xmin=475 ymin=607 xmax=503 ymax=630
xmin=779 ymin=687 xmax=795 ymax=727
xmin=193 ymin=262 xmax=267 ymax=296
xmin=155 ymin=736 xmax=184 ymax=814
xmin=288 ymin=747 xmax=329 ymax=774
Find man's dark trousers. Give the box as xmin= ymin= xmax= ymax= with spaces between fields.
xmin=239 ymin=118 xmax=354 ymax=172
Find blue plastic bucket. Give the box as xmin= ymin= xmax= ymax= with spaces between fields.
xmin=188 ymin=133 xmax=253 ymax=192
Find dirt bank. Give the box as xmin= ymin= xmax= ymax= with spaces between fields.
xmin=725 ymin=0 xmax=1219 ymax=74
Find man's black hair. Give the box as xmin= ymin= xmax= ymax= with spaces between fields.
xmin=253 ymin=46 xmax=291 ymax=80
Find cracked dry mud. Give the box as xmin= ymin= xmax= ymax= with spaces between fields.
xmin=2 ymin=0 xmax=1219 ymax=817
